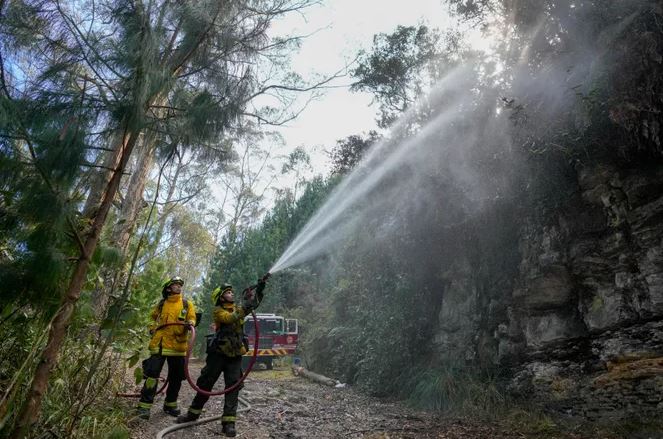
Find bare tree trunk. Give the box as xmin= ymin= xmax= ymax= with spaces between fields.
xmin=151 ymin=151 xmax=183 ymax=252
xmin=9 ymin=129 xmax=140 ymax=439
xmin=81 ymin=132 xmax=123 ymax=219
xmin=91 ymin=138 xmax=157 ymax=317
xmin=113 ymin=139 xmax=157 ymax=254
xmin=292 ymin=366 xmax=336 ymax=387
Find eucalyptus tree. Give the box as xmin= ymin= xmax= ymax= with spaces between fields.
xmin=329 ymin=131 xmax=381 ymax=175
xmin=351 ymin=25 xmax=464 ymax=128
xmin=0 ymin=0 xmax=324 ymax=436
xmin=281 ymin=145 xmax=312 ymax=199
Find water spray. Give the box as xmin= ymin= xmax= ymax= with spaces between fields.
xmin=267 ymin=66 xmax=483 ymax=274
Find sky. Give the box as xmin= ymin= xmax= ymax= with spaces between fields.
xmin=266 ymin=0 xmax=459 ymax=174
xmin=211 ymin=0 xmax=489 ymax=219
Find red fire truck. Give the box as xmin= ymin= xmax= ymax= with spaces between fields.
xmin=242 ymin=313 xmax=298 ymax=370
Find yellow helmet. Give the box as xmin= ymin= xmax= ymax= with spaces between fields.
xmin=162 ymin=276 xmax=184 ymax=297
xmin=211 ymin=283 xmax=233 ymax=305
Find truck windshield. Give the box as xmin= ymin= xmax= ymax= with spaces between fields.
xmin=244 ymin=318 xmax=283 ymax=335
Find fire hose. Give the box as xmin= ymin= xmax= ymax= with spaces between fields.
xmin=118 ymin=310 xmax=260 ymax=397
xmin=161 ymin=313 xmax=261 ymax=438
xmin=178 ymin=310 xmax=260 ymax=396
xmin=156 ymin=395 xmax=251 ymax=439
xmin=119 ymin=276 xmax=269 ymax=436
xmin=152 ymin=317 xmax=259 ymax=438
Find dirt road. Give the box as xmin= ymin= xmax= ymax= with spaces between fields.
xmin=126 ymin=363 xmax=572 ymax=439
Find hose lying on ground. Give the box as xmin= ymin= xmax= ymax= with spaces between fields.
xmin=155 ymin=395 xmax=252 ymax=439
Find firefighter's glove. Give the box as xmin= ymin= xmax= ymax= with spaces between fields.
xmin=242 ymin=288 xmax=255 ymax=313
xmin=256 ymin=278 xmax=267 ymax=298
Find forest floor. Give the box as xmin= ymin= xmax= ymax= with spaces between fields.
xmin=124 ymin=361 xmax=614 ymax=439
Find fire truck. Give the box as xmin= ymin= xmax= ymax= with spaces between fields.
xmin=242 ymin=313 xmax=298 ymax=370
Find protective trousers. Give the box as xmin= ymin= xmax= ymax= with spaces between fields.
xmin=138 ymin=354 xmax=185 ymax=410
xmin=187 ymin=351 xmax=242 ymax=424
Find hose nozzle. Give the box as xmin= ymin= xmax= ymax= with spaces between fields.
xmin=261 ymin=272 xmax=271 ymax=282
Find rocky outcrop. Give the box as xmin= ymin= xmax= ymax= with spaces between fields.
xmin=433 ymin=162 xmax=663 ymax=420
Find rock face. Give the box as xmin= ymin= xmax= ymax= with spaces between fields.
xmin=433 ymin=163 xmax=663 ymax=420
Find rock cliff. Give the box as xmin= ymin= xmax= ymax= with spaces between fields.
xmin=434 ymin=162 xmax=663 ymax=420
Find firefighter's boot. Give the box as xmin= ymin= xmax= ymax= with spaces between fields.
xmin=222 ymin=423 xmax=236 ymax=437
xmin=135 ymin=407 xmax=150 ymax=420
xmin=176 ymin=410 xmax=200 ymax=424
xmin=163 ymin=403 xmax=181 ymax=417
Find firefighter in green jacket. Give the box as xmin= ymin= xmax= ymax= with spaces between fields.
xmin=136 ymin=276 xmax=196 ymax=420
xmin=176 ymin=275 xmax=268 ymax=437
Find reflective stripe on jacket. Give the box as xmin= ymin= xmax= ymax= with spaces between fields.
xmin=148 ymin=294 xmax=196 ymax=356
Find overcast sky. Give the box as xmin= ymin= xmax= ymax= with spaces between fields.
xmin=267 ymin=0 xmax=457 ymax=173
xmin=211 ymin=1 xmax=483 ymax=216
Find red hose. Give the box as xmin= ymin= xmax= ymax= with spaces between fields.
xmin=118 ymin=310 xmax=260 ymax=398
xmin=183 ymin=310 xmax=259 ymax=396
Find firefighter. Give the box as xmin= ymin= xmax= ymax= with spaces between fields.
xmin=176 ymin=276 xmax=268 ymax=437
xmin=136 ymin=276 xmax=197 ymax=420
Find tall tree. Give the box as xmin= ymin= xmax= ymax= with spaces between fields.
xmin=352 ymin=25 xmax=463 ymax=128
xmin=1 ymin=0 xmax=323 ymax=435
xmin=329 ymin=131 xmax=381 ymax=175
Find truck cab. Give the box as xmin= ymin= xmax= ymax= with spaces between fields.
xmin=243 ymin=313 xmax=298 ymax=369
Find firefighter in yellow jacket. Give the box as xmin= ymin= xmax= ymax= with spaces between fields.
xmin=176 ymin=275 xmax=268 ymax=437
xmin=136 ymin=276 xmax=196 ymax=420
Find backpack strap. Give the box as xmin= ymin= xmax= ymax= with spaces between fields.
xmin=178 ymin=297 xmax=190 ymax=321
xmin=156 ymin=297 xmax=190 ymax=321
xmin=156 ymin=298 xmax=166 ymax=315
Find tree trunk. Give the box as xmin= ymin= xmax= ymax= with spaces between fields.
xmin=91 ymin=138 xmax=156 ymax=318
xmin=81 ymin=132 xmax=124 ymax=219
xmin=292 ymin=366 xmax=336 ymax=387
xmin=9 ymin=129 xmax=140 ymax=439
xmin=151 ymin=151 xmax=183 ymax=255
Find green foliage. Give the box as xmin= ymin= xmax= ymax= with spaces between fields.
xmin=207 ymin=175 xmax=336 ymax=293
xmin=330 ymin=131 xmax=381 ymax=175
xmin=133 ymin=366 xmax=143 ymax=385
xmin=404 ymin=364 xmax=506 ymax=416
xmin=1 ymin=0 xmax=325 ymax=434
xmin=0 ymin=317 xmax=131 ymax=438
xmin=92 ymin=245 xmax=124 ymax=268
xmin=203 ymin=3 xmax=663 ymax=419
xmin=352 ymin=25 xmax=440 ymax=118
xmin=352 ymin=24 xmax=464 ymax=127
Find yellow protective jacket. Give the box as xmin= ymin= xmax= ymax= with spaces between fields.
xmin=148 ymin=294 xmax=196 ymax=356
xmin=212 ymin=303 xmax=250 ymax=357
